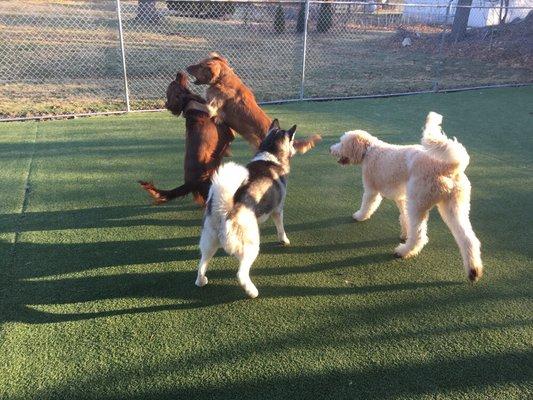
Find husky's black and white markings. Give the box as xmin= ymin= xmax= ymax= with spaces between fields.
xmin=195 ymin=120 xmax=297 ymax=298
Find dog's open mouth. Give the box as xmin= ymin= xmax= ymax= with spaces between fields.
xmin=337 ymin=157 xmax=350 ymax=165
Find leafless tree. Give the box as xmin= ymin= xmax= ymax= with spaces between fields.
xmin=451 ymin=0 xmax=473 ymax=42
xmin=136 ymin=0 xmax=161 ymax=24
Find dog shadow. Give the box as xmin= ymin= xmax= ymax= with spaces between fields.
xmin=1 ymin=229 xmax=410 ymax=326
xmin=0 ymin=204 xmax=201 ymax=235
xmin=1 ymin=267 xmax=462 ymax=325
xmin=0 ymin=203 xmax=461 ymax=326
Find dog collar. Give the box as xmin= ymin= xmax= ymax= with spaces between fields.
xmin=251 ymin=151 xmax=281 ymax=165
xmin=184 ymin=100 xmax=210 ymax=114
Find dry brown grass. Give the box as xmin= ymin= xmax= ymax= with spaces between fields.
xmin=1 ymin=1 xmax=531 ymax=118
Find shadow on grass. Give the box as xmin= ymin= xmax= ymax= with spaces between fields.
xmin=1 ymin=272 xmax=462 ymax=325
xmin=0 ymin=203 xmax=354 ymax=235
xmin=2 ymin=198 xmax=529 ymax=325
xmin=26 ymin=283 xmax=533 ymax=398
xmin=0 ymin=201 xmax=390 ymax=324
xmin=0 ymin=204 xmax=200 ymax=235
xmin=113 ymin=350 xmax=533 ymax=400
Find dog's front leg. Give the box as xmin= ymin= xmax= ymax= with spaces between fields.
xmin=353 ymin=190 xmax=382 ymax=221
xmin=395 ymin=198 xmax=408 ymax=242
xmin=206 ymin=98 xmax=224 ymax=124
xmin=394 ymin=205 xmax=430 ymax=259
xmin=272 ymin=210 xmax=290 ymax=245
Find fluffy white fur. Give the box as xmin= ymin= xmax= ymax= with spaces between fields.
xmin=195 ymin=162 xmax=259 ymax=298
xmin=330 ymin=112 xmax=483 ymax=282
xmin=196 ymin=162 xmax=289 ymax=298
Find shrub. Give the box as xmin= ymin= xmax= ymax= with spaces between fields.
xmin=317 ymin=1 xmax=333 ymax=33
xmin=296 ymin=3 xmax=306 ymax=33
xmin=274 ymin=4 xmax=285 ymax=34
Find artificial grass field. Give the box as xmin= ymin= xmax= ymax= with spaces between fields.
xmin=1 ymin=87 xmax=532 ymax=399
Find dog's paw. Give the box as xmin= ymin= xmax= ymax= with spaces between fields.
xmin=293 ymin=135 xmax=322 ymax=154
xmin=139 ymin=181 xmax=168 ymax=205
xmin=352 ymin=211 xmax=367 ymax=222
xmin=244 ymin=286 xmax=259 ymax=299
xmin=195 ymin=275 xmax=208 ymax=287
xmin=393 ymin=243 xmax=410 ymax=258
xmin=278 ymin=235 xmax=290 ymax=246
xmin=468 ymin=267 xmax=483 ymax=283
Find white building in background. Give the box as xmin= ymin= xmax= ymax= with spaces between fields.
xmin=402 ymin=0 xmax=531 ymax=26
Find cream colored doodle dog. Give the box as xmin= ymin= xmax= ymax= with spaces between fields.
xmin=330 ymin=112 xmax=483 ymax=282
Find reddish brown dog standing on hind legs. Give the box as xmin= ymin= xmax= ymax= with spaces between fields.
xmin=139 ymin=72 xmax=240 ymax=205
xmin=186 ymin=53 xmax=322 ymax=153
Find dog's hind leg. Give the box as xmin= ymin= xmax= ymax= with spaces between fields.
xmin=394 ymin=203 xmax=430 ymax=259
xmin=437 ymin=199 xmax=483 ymax=282
xmin=272 ymin=210 xmax=290 ymax=245
xmin=353 ymin=190 xmax=382 ymax=221
xmin=236 ymin=244 xmax=260 ymax=299
xmin=192 ymin=181 xmax=212 ymax=206
xmin=196 ymin=229 xmax=219 ymax=288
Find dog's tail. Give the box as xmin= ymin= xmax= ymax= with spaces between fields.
xmin=209 ymin=161 xmax=249 ymax=220
xmin=421 ymin=112 xmax=470 ymax=172
xmin=208 ymin=162 xmax=251 ymax=254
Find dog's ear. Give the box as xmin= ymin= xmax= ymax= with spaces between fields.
xmin=175 ymin=71 xmax=189 ymax=89
xmin=165 ymin=81 xmax=184 ymax=116
xmin=269 ymin=119 xmax=280 ymax=132
xmin=211 ymin=62 xmax=223 ymax=83
xmin=287 ymin=125 xmax=297 ymax=141
xmin=209 ymin=52 xmax=229 ymax=65
xmin=345 ymin=131 xmax=374 ymax=164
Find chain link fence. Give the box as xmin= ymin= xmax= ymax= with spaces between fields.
xmin=1 ymin=0 xmax=531 ymax=120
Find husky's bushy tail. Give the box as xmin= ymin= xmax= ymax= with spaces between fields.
xmin=209 ymin=162 xmax=249 ymax=218
xmin=421 ymin=112 xmax=470 ymax=172
xmin=208 ymin=162 xmax=256 ymax=255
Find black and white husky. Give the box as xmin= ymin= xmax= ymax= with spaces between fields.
xmin=195 ymin=119 xmax=297 ymax=298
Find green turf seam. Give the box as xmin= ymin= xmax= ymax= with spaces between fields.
xmin=9 ymin=125 xmax=38 ymax=264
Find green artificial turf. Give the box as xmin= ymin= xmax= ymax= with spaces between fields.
xmin=0 ymin=87 xmax=532 ymax=399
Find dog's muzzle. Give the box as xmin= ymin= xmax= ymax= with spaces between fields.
xmin=330 ymin=143 xmax=348 ymax=164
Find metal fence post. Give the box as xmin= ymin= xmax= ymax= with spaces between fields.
xmin=299 ymin=0 xmax=311 ymax=100
xmin=433 ymin=1 xmax=453 ymax=92
xmin=116 ymin=0 xmax=131 ymax=112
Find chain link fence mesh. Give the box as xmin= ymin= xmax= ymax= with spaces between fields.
xmin=0 ymin=0 xmax=531 ymax=120
xmin=0 ymin=0 xmax=126 ymax=118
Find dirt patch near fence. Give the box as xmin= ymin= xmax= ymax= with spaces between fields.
xmin=389 ymin=11 xmax=533 ymax=69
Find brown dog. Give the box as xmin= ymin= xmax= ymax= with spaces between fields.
xmin=139 ymin=72 xmax=234 ymax=205
xmin=186 ymin=53 xmax=321 ymax=153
